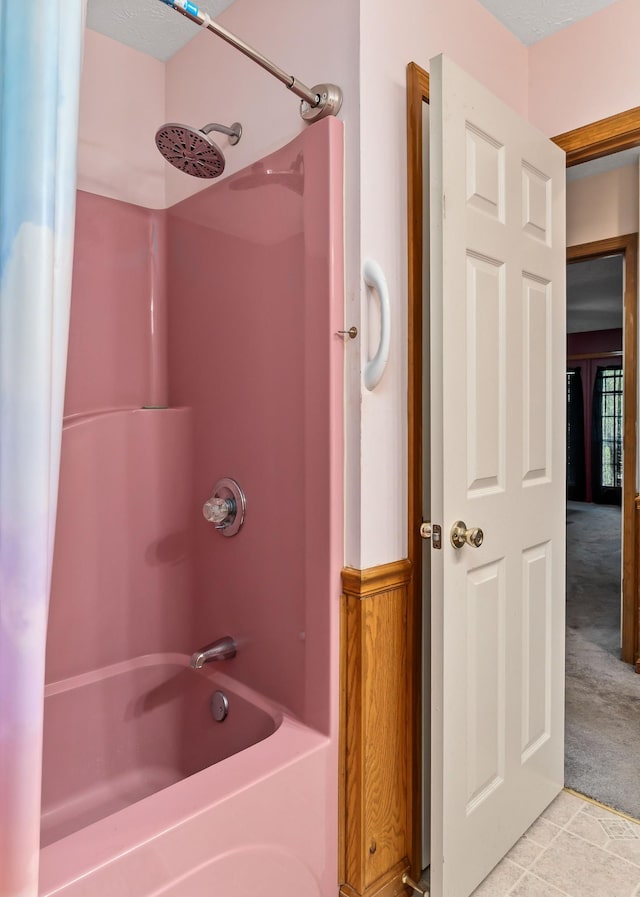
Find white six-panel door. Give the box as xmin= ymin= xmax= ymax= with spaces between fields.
xmin=428 ymin=55 xmax=566 ymax=897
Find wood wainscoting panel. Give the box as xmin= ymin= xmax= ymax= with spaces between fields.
xmin=340 ymin=560 xmax=413 ymax=897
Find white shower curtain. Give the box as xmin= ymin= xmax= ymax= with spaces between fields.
xmin=0 ymin=3 xmax=85 ymax=894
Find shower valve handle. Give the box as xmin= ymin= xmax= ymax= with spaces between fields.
xmin=202 ymin=478 xmax=246 ymax=537
xmin=203 ymin=496 xmax=235 ymax=526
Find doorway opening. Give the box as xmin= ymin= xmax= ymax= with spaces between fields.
xmin=564 ymin=237 xmax=640 ymax=818
xmin=566 ymin=234 xmax=638 ymax=666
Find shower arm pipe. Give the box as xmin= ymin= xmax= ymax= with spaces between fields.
xmin=158 ymin=0 xmax=343 ymax=122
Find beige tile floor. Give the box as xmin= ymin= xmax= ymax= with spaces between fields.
xmin=471 ymin=790 xmax=640 ymax=897
xmin=420 ymin=790 xmax=640 ymax=896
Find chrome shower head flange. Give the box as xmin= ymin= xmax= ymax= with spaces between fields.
xmin=299 ymin=83 xmax=343 ymax=123
xmin=228 ymin=122 xmax=242 ymax=145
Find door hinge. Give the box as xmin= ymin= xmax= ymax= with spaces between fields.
xmin=420 ymin=521 xmax=442 ymax=549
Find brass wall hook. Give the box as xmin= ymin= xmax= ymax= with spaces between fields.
xmin=336 ymin=326 xmax=358 ymax=339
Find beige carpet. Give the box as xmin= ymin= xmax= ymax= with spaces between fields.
xmin=565 ymin=500 xmax=640 ymax=820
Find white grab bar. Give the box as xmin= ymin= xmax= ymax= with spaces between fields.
xmin=363 ymin=259 xmax=391 ymax=390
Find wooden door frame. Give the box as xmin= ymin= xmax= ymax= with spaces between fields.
xmin=406 ymin=61 xmax=640 ymax=876
xmin=406 ymin=61 xmax=431 ymax=877
xmin=567 ymin=234 xmax=638 ymax=665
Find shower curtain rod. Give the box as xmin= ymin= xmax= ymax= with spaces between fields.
xmin=158 ymin=0 xmax=343 ymax=122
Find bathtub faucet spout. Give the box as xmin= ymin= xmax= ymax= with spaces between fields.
xmin=190 ymin=636 xmax=237 ymax=668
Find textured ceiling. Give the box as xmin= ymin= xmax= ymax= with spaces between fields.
xmin=476 ymin=0 xmax=621 ymax=45
xmin=86 ymin=0 xmax=236 ymax=62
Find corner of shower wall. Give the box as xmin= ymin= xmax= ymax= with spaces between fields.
xmin=47 ymin=192 xmax=196 ymax=683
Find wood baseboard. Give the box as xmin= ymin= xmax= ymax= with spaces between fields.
xmin=339 ymin=559 xmax=414 ymax=897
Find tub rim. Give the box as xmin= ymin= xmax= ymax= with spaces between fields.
xmin=44 ymin=651 xmax=287 ymax=726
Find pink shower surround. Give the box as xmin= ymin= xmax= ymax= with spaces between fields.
xmin=46 ymin=409 xmax=194 ymax=681
xmin=63 ymin=192 xmax=168 ymax=416
xmin=41 ymin=119 xmax=343 ymax=894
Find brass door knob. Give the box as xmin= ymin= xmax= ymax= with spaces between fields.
xmin=450 ymin=520 xmax=484 ymax=549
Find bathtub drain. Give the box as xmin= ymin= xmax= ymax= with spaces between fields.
xmin=211 ymin=690 xmax=229 ymax=722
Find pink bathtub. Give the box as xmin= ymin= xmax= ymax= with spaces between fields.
xmin=41 ymin=653 xmax=280 ymax=847
xmin=39 ymin=653 xmax=333 ymax=896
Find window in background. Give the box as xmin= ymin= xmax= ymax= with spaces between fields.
xmin=592 ymin=365 xmax=623 ymax=504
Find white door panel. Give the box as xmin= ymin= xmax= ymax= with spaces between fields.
xmin=429 ymin=54 xmax=566 ymax=897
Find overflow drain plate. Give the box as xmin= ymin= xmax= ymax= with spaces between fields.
xmin=211 ymin=690 xmax=229 ymax=722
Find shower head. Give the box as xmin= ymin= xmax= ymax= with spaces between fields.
xmin=155 ymin=121 xmax=242 ymax=179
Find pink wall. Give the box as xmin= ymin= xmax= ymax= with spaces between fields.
xmin=528 ymin=0 xmax=640 ymax=136
xmin=356 ymin=0 xmax=530 ymax=567
xmin=78 ymin=30 xmax=166 ymax=208
xmin=568 ymin=163 xmax=639 ymax=247
xmin=166 ymin=118 xmax=343 ymax=731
